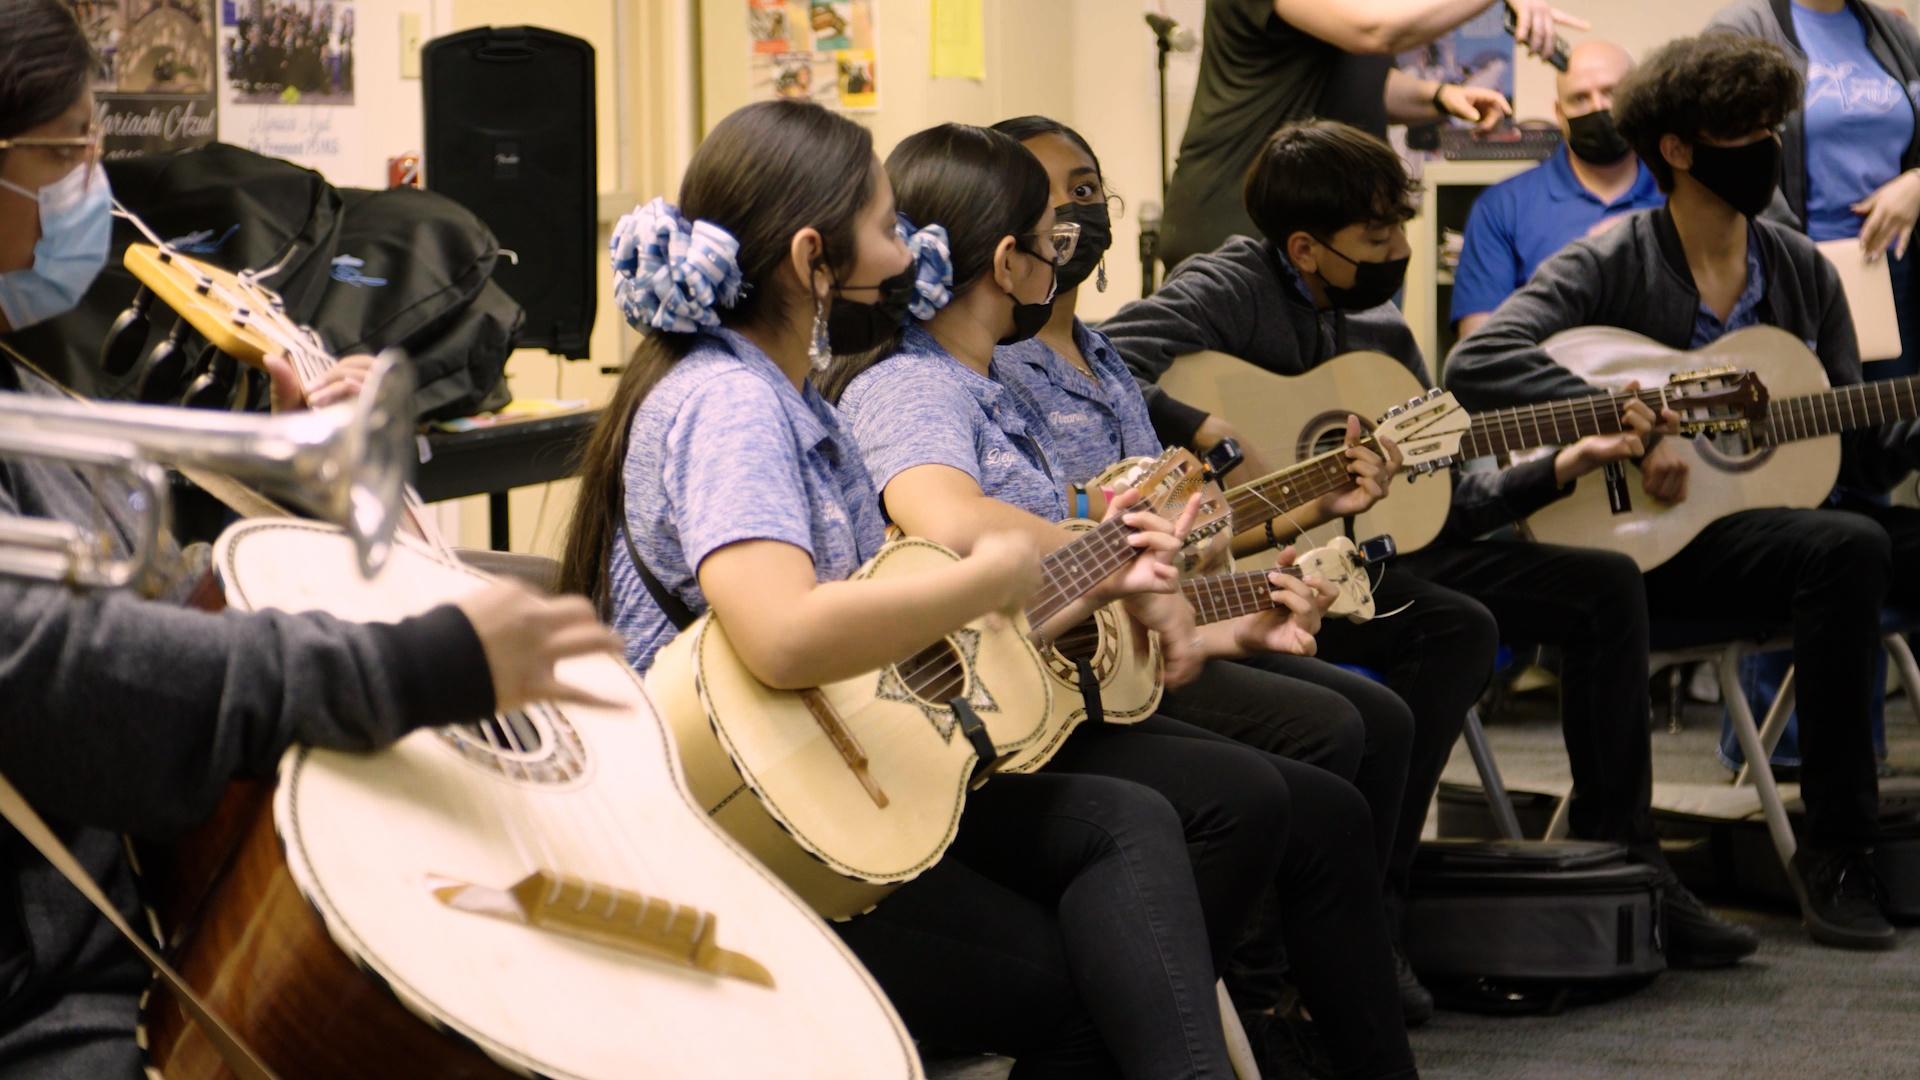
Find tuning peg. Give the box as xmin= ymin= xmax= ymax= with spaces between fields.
xmin=134 ymin=317 xmax=196 ymax=404
xmin=182 ymin=348 xmax=237 ymax=410
xmin=100 ymin=286 xmax=155 ymax=376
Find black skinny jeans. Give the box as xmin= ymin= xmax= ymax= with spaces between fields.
xmin=1400 ymin=541 xmax=1660 ymax=860
xmin=1640 ymin=505 xmax=1920 ymax=849
xmin=1311 ymin=570 xmax=1500 ymax=925
xmin=835 ymin=767 xmax=1246 ymax=1079
xmin=1063 ymin=714 xmax=1416 ymax=1080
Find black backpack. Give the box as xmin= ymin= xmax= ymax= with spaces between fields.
xmin=4 ymin=143 xmax=518 ymax=419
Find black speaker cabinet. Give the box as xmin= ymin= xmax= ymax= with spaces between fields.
xmin=423 ymin=26 xmax=596 ymax=358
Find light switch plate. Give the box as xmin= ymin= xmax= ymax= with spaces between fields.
xmin=400 ymin=13 xmax=423 ymax=79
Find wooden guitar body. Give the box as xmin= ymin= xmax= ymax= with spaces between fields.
xmin=649 ymin=537 xmax=1052 ymax=921
xmin=998 ymin=519 xmax=1163 ymax=775
xmin=149 ymin=520 xmax=921 ymax=1078
xmin=1158 ymin=350 xmax=1453 ymax=552
xmin=1525 ymin=326 xmax=1838 ymax=570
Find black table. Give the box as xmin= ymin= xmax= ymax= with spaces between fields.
xmin=415 ymin=409 xmax=600 ymax=550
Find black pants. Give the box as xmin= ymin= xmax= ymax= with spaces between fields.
xmin=1642 ymin=504 xmax=1920 ymax=849
xmin=1312 ymin=569 xmax=1500 ymax=922
xmin=1160 ymin=656 xmax=1413 ymax=875
xmin=1402 ymin=541 xmax=1659 ymax=860
xmin=837 ymin=767 xmax=1251 ymax=1079
xmin=1070 ymin=712 xmax=1415 ymax=1080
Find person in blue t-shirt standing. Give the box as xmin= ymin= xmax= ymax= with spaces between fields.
xmin=1452 ymin=40 xmax=1666 ymax=339
xmin=1710 ymin=0 xmax=1920 ymax=376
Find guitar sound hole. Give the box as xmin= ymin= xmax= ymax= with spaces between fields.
xmin=898 ymin=640 xmax=968 ymax=704
xmin=470 ymin=710 xmax=546 ymax=755
xmin=1693 ymin=428 xmax=1771 ymax=474
xmin=438 ymin=705 xmax=590 ymax=785
xmin=1053 ymin=623 xmax=1101 ymax=663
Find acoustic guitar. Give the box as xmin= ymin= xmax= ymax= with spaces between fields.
xmin=1157 ymin=349 xmax=1764 ymax=556
xmin=129 ymin=244 xmax=921 ymax=1078
xmin=648 ymin=450 xmax=1216 ymax=918
xmin=1523 ymin=324 xmax=1914 ymax=570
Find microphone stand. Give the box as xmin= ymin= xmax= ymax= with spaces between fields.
xmin=1145 ymin=17 xmax=1175 ymax=296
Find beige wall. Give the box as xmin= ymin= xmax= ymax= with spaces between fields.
xmin=698 ymin=0 xmax=1075 ymax=153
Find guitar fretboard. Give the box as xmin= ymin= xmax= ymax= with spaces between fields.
xmin=1222 ymin=441 xmax=1378 ymax=531
xmin=1457 ymin=389 xmax=1670 ymax=460
xmin=1028 ymin=517 xmax=1140 ymax=628
xmin=1757 ymin=376 xmax=1920 ymax=445
xmin=1181 ymin=565 xmax=1304 ymax=626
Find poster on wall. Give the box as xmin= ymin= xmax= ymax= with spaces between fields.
xmin=67 ymin=0 xmax=219 ymax=158
xmin=1395 ymin=6 xmax=1515 ymax=114
xmin=216 ymin=0 xmax=370 ymax=185
xmin=747 ymin=0 xmax=879 ymax=113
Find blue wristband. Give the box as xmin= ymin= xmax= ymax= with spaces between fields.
xmin=1073 ymin=487 xmax=1090 ymax=518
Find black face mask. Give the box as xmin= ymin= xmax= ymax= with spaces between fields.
xmin=1687 ymin=136 xmax=1781 ymax=219
xmin=1315 ymin=242 xmax=1410 ymax=311
xmin=1000 ymin=256 xmax=1058 ymax=346
xmin=1052 ymin=201 xmax=1112 ymax=292
xmin=826 ymin=265 xmax=916 ymax=353
xmin=1566 ymin=109 xmax=1632 ymax=166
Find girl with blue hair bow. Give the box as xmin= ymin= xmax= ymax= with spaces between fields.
xmin=564 ymin=99 xmax=1267 ymax=1077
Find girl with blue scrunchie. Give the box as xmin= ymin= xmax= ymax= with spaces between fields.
xmin=560 ymin=99 xmax=1256 ymax=1077
xmin=821 ymin=120 xmax=1416 ymax=1080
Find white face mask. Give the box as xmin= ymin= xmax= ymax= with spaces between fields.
xmin=0 ymin=162 xmax=113 ymax=329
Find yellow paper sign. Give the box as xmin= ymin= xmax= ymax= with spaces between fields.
xmin=931 ymin=0 xmax=985 ymax=81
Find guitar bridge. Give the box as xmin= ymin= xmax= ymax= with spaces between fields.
xmin=430 ymin=871 xmax=775 ymax=988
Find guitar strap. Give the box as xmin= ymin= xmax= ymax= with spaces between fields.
xmin=1074 ymin=658 xmax=1105 ymax=726
xmin=0 ymin=774 xmax=278 ymax=1080
xmin=620 ymin=515 xmax=697 ymax=631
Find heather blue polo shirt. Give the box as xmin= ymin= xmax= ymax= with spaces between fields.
xmin=1451 ymin=147 xmax=1665 ymax=324
xmin=839 ymin=324 xmax=1069 ymax=521
xmin=610 ymin=327 xmax=888 ymax=674
xmin=995 ymin=320 xmax=1164 ymax=488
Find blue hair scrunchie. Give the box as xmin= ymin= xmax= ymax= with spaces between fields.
xmin=899 ymin=217 xmax=954 ymax=321
xmin=610 ymin=197 xmax=745 ymax=333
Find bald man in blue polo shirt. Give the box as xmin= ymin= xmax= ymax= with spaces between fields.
xmin=1452 ymin=41 xmax=1666 ymax=338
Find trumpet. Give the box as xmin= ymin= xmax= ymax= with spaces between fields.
xmin=0 ymin=354 xmax=414 ymax=588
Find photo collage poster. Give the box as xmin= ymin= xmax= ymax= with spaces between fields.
xmin=748 ymin=0 xmax=879 ymax=112
xmin=67 ymin=0 xmax=219 ymax=158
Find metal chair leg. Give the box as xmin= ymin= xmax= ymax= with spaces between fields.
xmin=1735 ymin=665 xmax=1796 ymax=787
xmin=1885 ymin=633 xmax=1920 ymax=716
xmin=1716 ymin=644 xmax=1798 ymax=869
xmin=1462 ymin=707 xmax=1524 ymax=841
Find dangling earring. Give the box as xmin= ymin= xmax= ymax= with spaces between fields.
xmin=1095 ymin=257 xmax=1108 ymax=293
xmin=809 ymin=288 xmax=832 ymax=371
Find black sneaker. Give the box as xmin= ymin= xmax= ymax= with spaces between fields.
xmin=1394 ymin=946 xmax=1435 ymax=1027
xmin=1658 ymin=873 xmax=1760 ymax=967
xmin=1791 ymin=846 xmax=1897 ymax=951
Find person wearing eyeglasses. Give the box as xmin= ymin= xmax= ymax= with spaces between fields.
xmin=0 ymin=4 xmax=622 ymax=1072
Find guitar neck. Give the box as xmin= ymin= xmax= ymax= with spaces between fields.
xmin=1181 ymin=565 xmax=1303 ymax=626
xmin=1457 ymin=388 xmax=1664 ymax=459
xmin=1028 ymin=518 xmax=1143 ymax=627
xmin=1760 ymin=376 xmax=1920 ymax=445
xmin=1222 ymin=441 xmax=1375 ymax=531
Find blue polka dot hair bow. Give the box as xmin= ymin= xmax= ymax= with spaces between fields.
xmin=610 ymin=197 xmax=745 ymax=333
xmin=899 ymin=215 xmax=953 ymax=321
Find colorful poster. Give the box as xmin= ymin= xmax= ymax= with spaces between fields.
xmin=748 ymin=0 xmax=878 ymax=113
xmin=67 ymin=0 xmax=220 ymax=159
xmin=221 ymin=0 xmax=354 ymax=106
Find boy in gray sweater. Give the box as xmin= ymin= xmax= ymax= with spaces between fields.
xmin=1447 ymin=33 xmax=1919 ymax=950
xmin=1105 ymin=120 xmax=1761 ymax=998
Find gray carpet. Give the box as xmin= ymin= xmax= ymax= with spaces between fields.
xmin=930 ymin=679 xmax=1920 ymax=1079
xmin=1418 ymin=676 xmax=1920 ymax=1080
